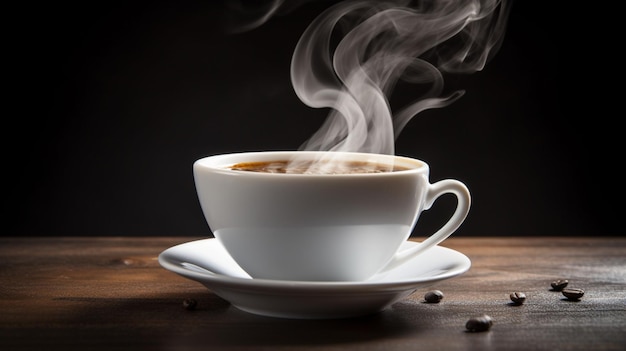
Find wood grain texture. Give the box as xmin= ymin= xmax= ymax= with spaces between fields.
xmin=1 ymin=237 xmax=625 ymax=350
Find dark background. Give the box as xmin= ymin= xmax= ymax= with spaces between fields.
xmin=7 ymin=1 xmax=617 ymax=237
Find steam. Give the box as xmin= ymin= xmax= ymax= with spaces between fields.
xmin=225 ymin=0 xmax=317 ymax=33
xmin=230 ymin=0 xmax=511 ymax=171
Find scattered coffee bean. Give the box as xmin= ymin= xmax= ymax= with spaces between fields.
xmin=183 ymin=298 xmax=198 ymax=310
xmin=509 ymin=292 xmax=526 ymax=305
xmin=562 ymin=288 xmax=584 ymax=300
xmin=465 ymin=314 xmax=493 ymax=332
xmin=551 ymin=279 xmax=569 ymax=291
xmin=424 ymin=290 xmax=444 ymax=303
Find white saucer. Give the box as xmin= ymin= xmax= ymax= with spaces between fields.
xmin=158 ymin=238 xmax=471 ymax=319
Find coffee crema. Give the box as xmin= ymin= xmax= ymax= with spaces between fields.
xmin=229 ymin=160 xmax=410 ymax=174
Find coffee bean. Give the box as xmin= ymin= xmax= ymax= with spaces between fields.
xmin=183 ymin=298 xmax=198 ymax=310
xmin=562 ymin=288 xmax=584 ymax=300
xmin=465 ymin=314 xmax=493 ymax=332
xmin=509 ymin=292 xmax=526 ymax=305
xmin=551 ymin=279 xmax=569 ymax=291
xmin=424 ymin=290 xmax=444 ymax=303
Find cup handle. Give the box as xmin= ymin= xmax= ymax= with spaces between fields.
xmin=380 ymin=179 xmax=471 ymax=273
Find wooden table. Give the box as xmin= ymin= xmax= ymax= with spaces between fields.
xmin=1 ymin=237 xmax=624 ymax=350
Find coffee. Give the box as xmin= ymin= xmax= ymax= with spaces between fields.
xmin=229 ymin=160 xmax=410 ymax=174
xmin=551 ymin=279 xmax=569 ymax=291
xmin=465 ymin=314 xmax=493 ymax=332
xmin=509 ymin=292 xmax=526 ymax=305
xmin=424 ymin=290 xmax=444 ymax=303
xmin=561 ymin=288 xmax=584 ymax=300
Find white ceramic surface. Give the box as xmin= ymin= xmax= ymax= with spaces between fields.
xmin=158 ymin=238 xmax=471 ymax=319
xmin=193 ymin=151 xmax=471 ymax=281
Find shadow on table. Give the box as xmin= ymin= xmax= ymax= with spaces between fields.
xmin=175 ymin=303 xmax=425 ymax=348
xmin=53 ymin=292 xmax=433 ymax=348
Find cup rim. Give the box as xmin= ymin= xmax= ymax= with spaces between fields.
xmin=193 ymin=150 xmax=428 ymax=177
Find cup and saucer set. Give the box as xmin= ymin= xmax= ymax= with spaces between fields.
xmin=159 ymin=151 xmax=472 ymax=319
xmin=159 ymin=237 xmax=470 ymax=319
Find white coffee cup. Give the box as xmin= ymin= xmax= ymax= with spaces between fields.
xmin=193 ymin=151 xmax=470 ymax=281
